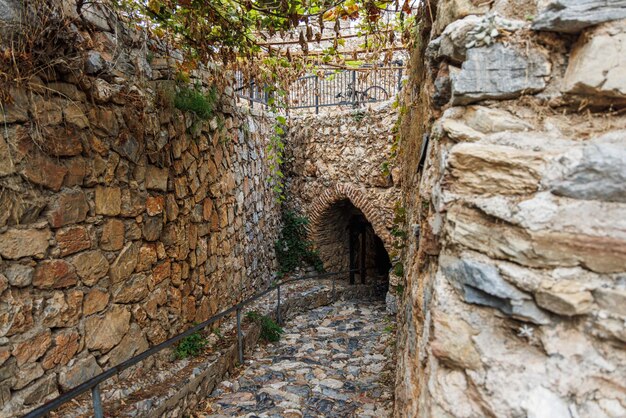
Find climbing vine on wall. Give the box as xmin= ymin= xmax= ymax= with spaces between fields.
xmin=265 ymin=86 xmax=289 ymax=201
xmin=275 ymin=210 xmax=324 ymax=276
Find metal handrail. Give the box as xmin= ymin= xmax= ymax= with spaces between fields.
xmin=23 ymin=270 xmax=356 ymax=418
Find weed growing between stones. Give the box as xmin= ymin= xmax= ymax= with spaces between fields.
xmin=275 ymin=210 xmax=324 ymax=276
xmin=351 ymin=110 xmax=366 ymax=122
xmin=175 ymin=330 xmax=208 ymax=359
xmin=174 ymin=85 xmax=218 ymax=120
xmin=245 ymin=311 xmax=283 ymax=343
xmin=212 ymin=327 xmax=224 ymax=339
xmin=393 ymin=262 xmax=404 ymax=277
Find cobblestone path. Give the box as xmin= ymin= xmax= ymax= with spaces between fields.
xmin=199 ymin=299 xmax=395 ymax=417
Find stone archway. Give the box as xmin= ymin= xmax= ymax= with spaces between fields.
xmin=308 ymin=184 xmax=393 ymax=279
xmin=309 ymin=184 xmax=393 ymax=249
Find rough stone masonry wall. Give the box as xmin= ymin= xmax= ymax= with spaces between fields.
xmin=0 ymin=2 xmax=279 ymax=416
xmin=395 ymin=1 xmax=626 ymax=417
xmin=285 ymin=105 xmax=400 ymax=254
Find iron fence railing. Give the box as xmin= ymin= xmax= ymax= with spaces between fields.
xmin=235 ymin=64 xmax=404 ymax=113
xmin=22 ymin=270 xmax=359 ymax=418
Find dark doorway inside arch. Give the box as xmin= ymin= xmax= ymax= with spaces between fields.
xmin=314 ymin=199 xmax=391 ymax=286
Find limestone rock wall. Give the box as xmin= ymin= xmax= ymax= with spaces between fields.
xmin=0 ymin=2 xmax=278 ymax=415
xmin=395 ymin=1 xmax=626 ymax=417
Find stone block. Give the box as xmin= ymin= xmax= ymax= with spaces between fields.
xmin=59 ymin=355 xmax=103 ymax=391
xmin=120 ymin=188 xmax=146 ymax=217
xmin=152 ymin=261 xmax=171 ymax=285
xmin=113 ymin=131 xmax=143 ymax=163
xmin=1 ymin=291 xmax=34 ymax=337
xmin=536 ymin=282 xmax=594 ymax=316
xmin=431 ymin=312 xmax=481 ymax=370
xmin=142 ymin=215 xmax=163 ymax=241
xmin=84 ymin=305 xmax=130 ymax=352
xmin=85 ymin=50 xmax=106 ymax=74
xmin=432 ymin=14 xmax=526 ymax=64
xmin=4 ymin=264 xmax=34 ymax=288
xmin=0 ymin=187 xmax=47 ymax=228
xmin=42 ymin=125 xmax=83 ymax=157
xmin=47 ymin=190 xmax=89 ymax=228
xmin=0 ymin=86 xmax=28 ymax=124
xmin=41 ymin=331 xmax=80 ymax=370
xmin=107 ymin=323 xmax=149 ymax=366
xmin=56 ymin=226 xmax=91 ymax=256
xmin=89 ymin=108 xmax=119 ymax=137
xmin=146 ymin=195 xmax=165 ymax=216
xmin=92 ymin=78 xmax=121 ymax=104
xmin=100 ymin=218 xmax=125 ymax=251
xmin=547 ymin=136 xmax=626 ymax=203
xmin=136 ymin=243 xmax=157 ymax=272
xmin=0 ymin=228 xmax=51 ymax=259
xmin=64 ymin=157 xmax=89 ymax=187
xmin=112 ymin=273 xmax=149 ymax=303
xmin=532 ymin=0 xmax=626 ymax=33
xmin=446 ymin=143 xmax=546 ymax=195
xmin=145 ymin=165 xmax=169 ymax=191
xmin=447 ymin=205 xmax=626 ymax=274
xmin=522 ymin=387 xmax=571 ymax=418
xmin=562 ymin=20 xmax=626 ymax=105
xmin=441 ymin=254 xmax=550 ymax=324
xmin=593 ymin=288 xmax=626 ymax=316
xmin=110 ymin=242 xmax=139 ymax=283
xmin=21 ymin=373 xmax=59 ymax=406
xmin=63 ymin=105 xmax=90 ymax=129
xmin=42 ymin=290 xmax=83 ymax=328
xmin=33 ymin=260 xmax=78 ymax=289
xmin=30 ymin=97 xmax=62 ymax=126
xmin=83 ymin=288 xmax=109 ymax=316
xmin=22 ymin=154 xmax=68 ymax=191
xmin=69 ymin=250 xmax=109 ymax=286
xmin=433 ymin=0 xmax=490 ymax=35
xmin=451 ymin=43 xmax=550 ymax=105
xmin=12 ymin=330 xmax=51 ymax=366
xmin=13 ymin=362 xmax=44 ymax=390
xmin=95 ymin=186 xmax=122 ymax=216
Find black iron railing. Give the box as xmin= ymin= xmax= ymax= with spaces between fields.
xmin=22 ymin=270 xmax=357 ymax=418
xmin=235 ymin=65 xmax=404 ymax=113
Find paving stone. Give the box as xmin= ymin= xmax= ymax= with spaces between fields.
xmin=200 ymin=300 xmax=394 ymax=417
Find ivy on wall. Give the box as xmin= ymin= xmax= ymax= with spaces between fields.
xmin=275 ymin=210 xmax=324 ymax=276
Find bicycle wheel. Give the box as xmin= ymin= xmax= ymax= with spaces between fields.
xmin=362 ymin=86 xmax=389 ymax=103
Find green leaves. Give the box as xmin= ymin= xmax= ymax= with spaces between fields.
xmin=275 ymin=210 xmax=325 ymax=275
xmin=175 ymin=329 xmax=207 ymax=359
xmin=245 ymin=311 xmax=284 ymax=342
xmin=113 ymin=0 xmax=409 ymax=67
xmin=173 ymin=85 xmax=218 ymax=120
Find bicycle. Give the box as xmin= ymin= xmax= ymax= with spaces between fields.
xmin=336 ymin=82 xmax=389 ymax=108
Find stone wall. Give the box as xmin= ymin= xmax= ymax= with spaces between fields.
xmin=285 ymin=105 xmax=401 ymax=299
xmin=0 ymin=2 xmax=279 ymax=415
xmin=395 ymin=1 xmax=626 ymax=417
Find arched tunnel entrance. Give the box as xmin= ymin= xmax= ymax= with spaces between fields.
xmin=313 ymin=198 xmax=392 ymax=286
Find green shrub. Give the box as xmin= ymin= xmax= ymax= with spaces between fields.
xmin=275 ymin=210 xmax=324 ymax=275
xmin=245 ymin=311 xmax=283 ymax=342
xmin=174 ymin=85 xmax=217 ymax=120
xmin=175 ymin=330 xmax=207 ymax=359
